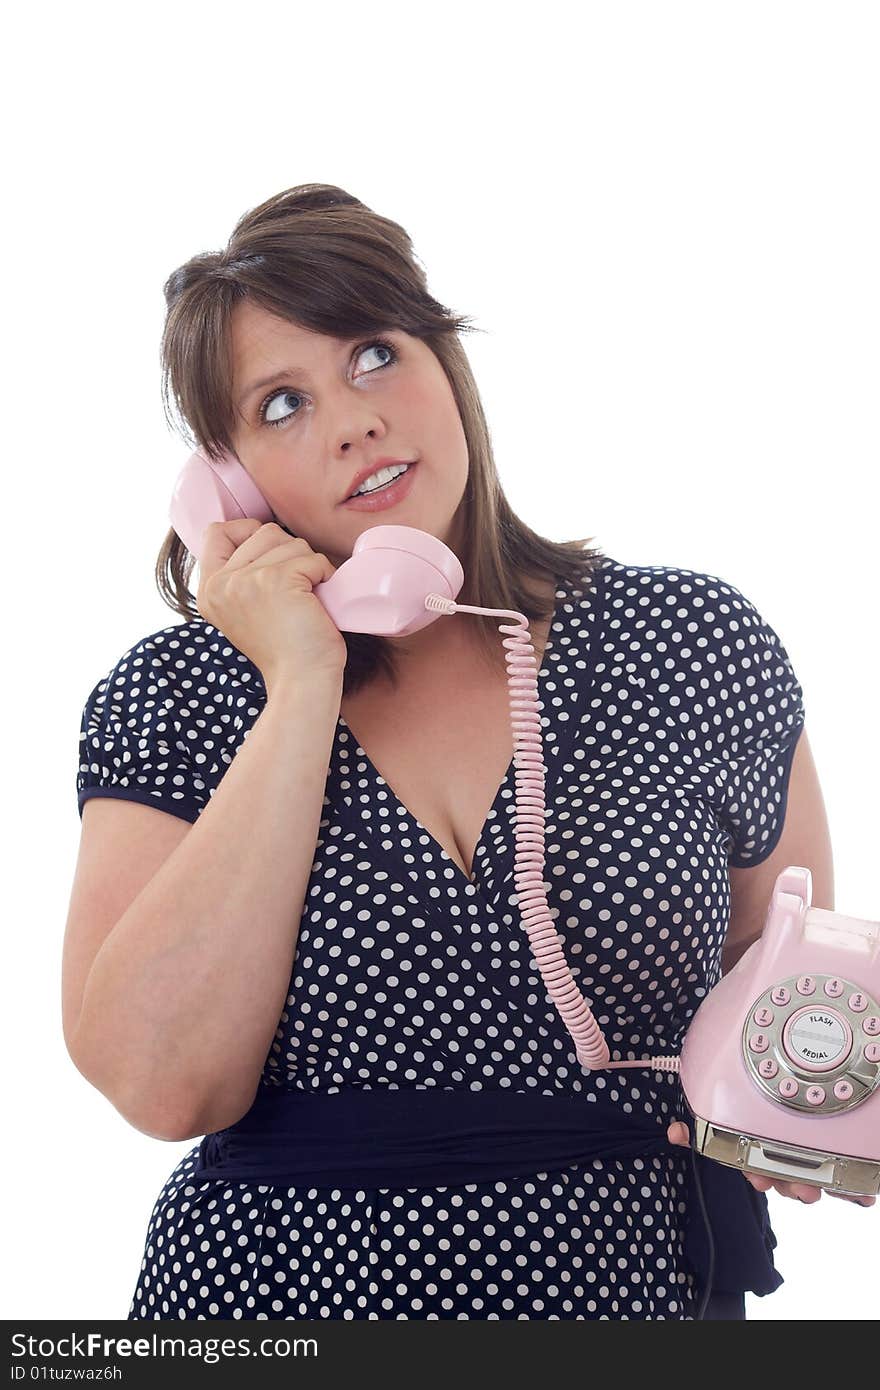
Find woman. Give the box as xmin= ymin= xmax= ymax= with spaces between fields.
xmin=67 ymin=183 xmax=858 ymax=1323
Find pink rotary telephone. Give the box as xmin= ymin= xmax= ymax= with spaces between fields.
xmin=169 ymin=446 xmax=880 ymax=1200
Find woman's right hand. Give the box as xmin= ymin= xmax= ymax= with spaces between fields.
xmin=196 ymin=520 xmax=349 ymax=690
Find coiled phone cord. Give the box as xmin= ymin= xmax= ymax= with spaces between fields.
xmin=426 ymin=595 xmax=683 ymax=1077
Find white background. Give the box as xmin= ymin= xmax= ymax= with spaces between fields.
xmin=3 ymin=0 xmax=877 ymax=1324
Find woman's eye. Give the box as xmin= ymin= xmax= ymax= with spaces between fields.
xmin=259 ymin=339 xmax=397 ymax=428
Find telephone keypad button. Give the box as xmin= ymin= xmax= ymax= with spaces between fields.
xmin=778 ymin=1078 xmax=799 ymax=1098
xmin=833 ymin=1079 xmax=854 ymax=1101
xmin=749 ymin=1032 xmax=770 ymax=1053
xmin=849 ymin=992 xmax=868 ymax=1012
xmin=863 ymin=1016 xmax=880 ymax=1036
xmin=796 ymin=976 xmax=816 ymax=995
xmin=864 ymin=1043 xmax=880 ymax=1064
xmin=824 ymin=978 xmax=845 ymax=998
xmin=771 ymin=986 xmax=791 ymax=1006
xmin=753 ymin=1007 xmax=774 ymax=1027
xmin=758 ymin=1058 xmax=779 ymax=1079
xmin=805 ymin=1085 xmax=826 ymax=1105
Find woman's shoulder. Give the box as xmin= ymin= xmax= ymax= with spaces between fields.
xmin=599 ymin=554 xmax=789 ymax=638
xmin=598 ymin=552 xmax=743 ymax=593
xmin=129 ymin=614 xmax=260 ymax=679
xmin=83 ymin=615 xmax=267 ymax=723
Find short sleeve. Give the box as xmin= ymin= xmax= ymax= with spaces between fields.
xmin=712 ymin=582 xmax=807 ymax=868
xmin=77 ymin=633 xmax=206 ymax=825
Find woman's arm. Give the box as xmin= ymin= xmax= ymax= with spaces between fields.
xmin=68 ymin=668 xmax=344 ymax=1139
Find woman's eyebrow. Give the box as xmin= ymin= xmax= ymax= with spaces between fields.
xmin=237 ymin=367 xmax=308 ymax=411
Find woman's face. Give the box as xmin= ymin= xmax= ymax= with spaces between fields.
xmin=228 ymin=300 xmax=470 ymax=569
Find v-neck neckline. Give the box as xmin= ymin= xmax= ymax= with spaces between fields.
xmin=334 ymin=570 xmax=578 ymax=893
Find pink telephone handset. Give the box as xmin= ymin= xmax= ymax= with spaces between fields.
xmin=169 ymin=447 xmax=880 ymax=1199
xmin=168 ymin=443 xmax=456 ymax=637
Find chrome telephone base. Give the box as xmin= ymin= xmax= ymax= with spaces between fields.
xmin=692 ymin=1117 xmax=880 ymax=1197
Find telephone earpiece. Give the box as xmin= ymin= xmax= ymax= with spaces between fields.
xmin=169 ymin=445 xmax=276 ymax=558
xmin=169 ymin=447 xmax=464 ymax=637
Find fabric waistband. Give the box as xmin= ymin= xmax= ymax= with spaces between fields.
xmin=192 ymin=1083 xmax=782 ymax=1298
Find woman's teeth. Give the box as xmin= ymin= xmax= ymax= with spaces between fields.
xmin=352 ymin=463 xmax=409 ymax=496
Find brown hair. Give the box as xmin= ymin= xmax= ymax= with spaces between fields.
xmin=155 ymin=183 xmax=604 ymax=697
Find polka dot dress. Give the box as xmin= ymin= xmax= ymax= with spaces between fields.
xmin=76 ymin=555 xmax=805 ymax=1319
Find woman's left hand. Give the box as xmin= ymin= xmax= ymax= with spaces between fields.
xmin=666 ymin=1121 xmax=876 ymax=1207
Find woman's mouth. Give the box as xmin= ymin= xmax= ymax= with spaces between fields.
xmin=342 ymin=461 xmax=418 ymax=511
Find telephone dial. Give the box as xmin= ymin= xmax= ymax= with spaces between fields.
xmin=169 ymin=445 xmax=880 ymax=1210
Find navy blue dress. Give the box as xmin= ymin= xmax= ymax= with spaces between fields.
xmin=76 ymin=555 xmax=805 ymax=1319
